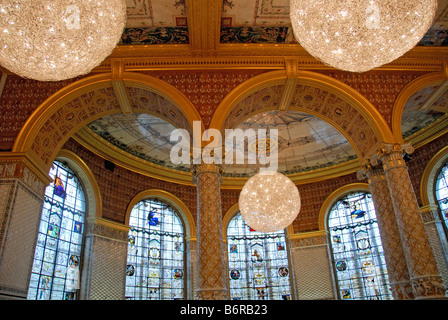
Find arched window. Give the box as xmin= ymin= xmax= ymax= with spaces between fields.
xmin=328 ymin=192 xmax=392 ymax=300
xmin=126 ymin=198 xmax=185 ymax=300
xmin=226 ymin=212 xmax=292 ymax=300
xmin=28 ymin=161 xmax=86 ymax=300
xmin=435 ymin=161 xmax=448 ymax=230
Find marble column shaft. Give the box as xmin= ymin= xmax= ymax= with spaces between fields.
xmin=364 ymin=166 xmax=413 ymax=299
xmin=193 ymin=163 xmax=228 ymax=300
xmin=378 ymin=145 xmax=446 ymax=299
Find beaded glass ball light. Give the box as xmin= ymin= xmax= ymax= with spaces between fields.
xmin=239 ymin=171 xmax=301 ymax=233
xmin=0 ymin=0 xmax=127 ymax=81
xmin=290 ymin=0 xmax=437 ymax=72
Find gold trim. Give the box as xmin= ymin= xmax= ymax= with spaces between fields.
xmin=405 ymin=115 xmax=448 ymax=149
xmin=13 ymin=72 xmax=205 ymax=177
xmin=318 ymin=183 xmax=370 ymax=231
xmin=100 ymin=45 xmax=448 ymax=72
xmin=124 ymin=189 xmax=196 ymax=241
xmin=420 ymin=145 xmax=448 ymax=207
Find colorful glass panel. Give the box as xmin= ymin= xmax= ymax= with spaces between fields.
xmin=435 ymin=162 xmax=448 ymax=230
xmin=126 ymin=199 xmax=185 ymax=300
xmin=27 ymin=161 xmax=86 ymax=300
xmin=328 ymin=192 xmax=393 ymax=300
xmin=227 ymin=213 xmax=292 ymax=300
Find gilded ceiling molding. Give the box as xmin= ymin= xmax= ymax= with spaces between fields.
xmin=56 ymin=149 xmax=103 ymax=220
xmin=392 ymin=67 xmax=448 ymax=142
xmin=317 ymin=183 xmax=370 ymax=231
xmin=12 ymin=72 xmax=204 ymax=178
xmin=419 ymin=145 xmax=448 ymax=208
xmin=104 ymin=43 xmax=447 ymax=72
xmin=124 ymin=189 xmax=197 ymax=241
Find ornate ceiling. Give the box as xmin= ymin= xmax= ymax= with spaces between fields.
xmin=71 ymin=0 xmax=448 ymax=187
xmin=118 ymin=0 xmax=448 ymax=46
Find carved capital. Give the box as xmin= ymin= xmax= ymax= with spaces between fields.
xmin=375 ymin=143 xmax=414 ymax=172
xmin=192 ymin=162 xmax=223 ymax=185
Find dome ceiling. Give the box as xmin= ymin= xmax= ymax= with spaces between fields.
xmin=86 ymin=109 xmax=356 ymax=177
xmin=222 ymin=110 xmax=357 ymax=177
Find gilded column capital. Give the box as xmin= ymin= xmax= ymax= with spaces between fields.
xmin=369 ymin=143 xmax=415 ymax=172
xmin=192 ymin=162 xmax=223 ymax=184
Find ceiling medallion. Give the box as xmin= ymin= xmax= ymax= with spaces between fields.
xmin=0 ymin=0 xmax=126 ymax=81
xmin=239 ymin=171 xmax=301 ymax=233
xmin=290 ymin=0 xmax=437 ymax=72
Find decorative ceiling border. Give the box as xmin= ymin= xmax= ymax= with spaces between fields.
xmin=100 ymin=45 xmax=448 ymax=73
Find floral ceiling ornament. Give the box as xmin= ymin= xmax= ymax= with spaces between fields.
xmin=0 ymin=0 xmax=127 ymax=81
xmin=290 ymin=0 xmax=438 ymax=72
xmin=239 ymin=171 xmax=301 ymax=233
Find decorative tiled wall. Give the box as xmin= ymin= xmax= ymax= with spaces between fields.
xmin=0 ymin=180 xmax=43 ymax=299
xmin=80 ymin=218 xmax=129 ymax=300
xmin=289 ymin=234 xmax=336 ymax=300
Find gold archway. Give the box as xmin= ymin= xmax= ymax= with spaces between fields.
xmin=210 ymin=70 xmax=395 ymax=163
xmin=13 ymin=72 xmax=204 ymax=183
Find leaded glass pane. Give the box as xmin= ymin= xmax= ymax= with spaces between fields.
xmin=126 ymin=199 xmax=185 ymax=300
xmin=328 ymin=192 xmax=393 ymax=300
xmin=227 ymin=213 xmax=292 ymax=300
xmin=28 ymin=161 xmax=86 ymax=300
xmin=435 ymin=162 xmax=448 ymax=230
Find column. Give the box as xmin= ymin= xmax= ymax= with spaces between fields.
xmin=193 ymin=163 xmax=228 ymax=300
xmin=361 ymin=164 xmax=413 ymax=299
xmin=80 ymin=217 xmax=129 ymax=300
xmin=0 ymin=159 xmax=48 ymax=299
xmin=420 ymin=205 xmax=448 ymax=290
xmin=376 ymin=143 xmax=446 ymax=299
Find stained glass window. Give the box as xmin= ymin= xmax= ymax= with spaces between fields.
xmin=435 ymin=161 xmax=448 ymax=231
xmin=328 ymin=192 xmax=393 ymax=300
xmin=28 ymin=161 xmax=86 ymax=300
xmin=227 ymin=213 xmax=292 ymax=300
xmin=126 ymin=199 xmax=185 ymax=300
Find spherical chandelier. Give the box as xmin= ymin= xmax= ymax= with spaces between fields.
xmin=239 ymin=171 xmax=301 ymax=233
xmin=0 ymin=0 xmax=127 ymax=81
xmin=289 ymin=0 xmax=437 ymax=72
